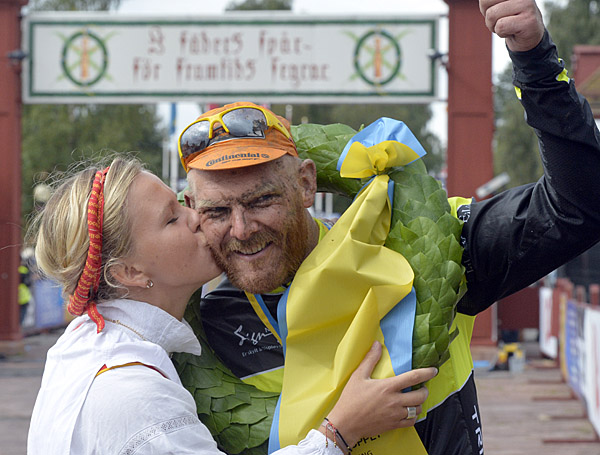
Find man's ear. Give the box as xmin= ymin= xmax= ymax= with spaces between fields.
xmin=185 ymin=170 xmax=201 ymax=209
xmin=298 ymin=159 xmax=317 ymax=208
xmin=110 ymin=262 xmax=149 ymax=289
xmin=184 ymin=192 xmax=194 ymax=209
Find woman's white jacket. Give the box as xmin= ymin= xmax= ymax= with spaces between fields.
xmin=27 ymin=299 xmax=341 ymax=455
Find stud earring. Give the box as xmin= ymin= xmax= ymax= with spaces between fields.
xmin=146 ymin=280 xmax=154 ymax=289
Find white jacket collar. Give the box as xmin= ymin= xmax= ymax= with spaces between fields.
xmin=98 ymin=299 xmax=201 ymax=356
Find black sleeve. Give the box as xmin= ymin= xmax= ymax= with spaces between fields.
xmin=457 ymin=30 xmax=600 ymax=316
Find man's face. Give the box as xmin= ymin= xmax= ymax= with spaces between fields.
xmin=186 ymin=158 xmax=316 ymax=294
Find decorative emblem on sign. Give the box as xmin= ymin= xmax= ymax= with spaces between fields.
xmin=349 ymin=28 xmax=409 ymax=88
xmin=60 ymin=29 xmax=110 ymax=87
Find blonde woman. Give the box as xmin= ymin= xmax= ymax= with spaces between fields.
xmin=27 ymin=157 xmax=436 ymax=455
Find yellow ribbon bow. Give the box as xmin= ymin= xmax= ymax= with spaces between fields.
xmin=340 ymin=140 xmax=424 ymax=179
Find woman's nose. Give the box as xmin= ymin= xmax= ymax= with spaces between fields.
xmin=186 ymin=207 xmax=202 ymax=232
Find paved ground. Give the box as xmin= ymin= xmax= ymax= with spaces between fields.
xmin=0 ymin=331 xmax=61 ymax=455
xmin=1 ymin=333 xmax=599 ymax=455
xmin=473 ymin=344 xmax=600 ymax=454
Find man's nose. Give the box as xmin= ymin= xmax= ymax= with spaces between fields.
xmin=229 ymin=207 xmax=256 ymax=240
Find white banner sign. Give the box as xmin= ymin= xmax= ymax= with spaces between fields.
xmin=584 ymin=307 xmax=600 ymax=436
xmin=23 ymin=12 xmax=438 ymax=104
xmin=539 ymin=286 xmax=557 ymax=359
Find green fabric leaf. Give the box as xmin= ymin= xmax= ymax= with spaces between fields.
xmin=265 ymin=395 xmax=277 ymax=417
xmin=413 ymin=276 xmax=432 ymax=302
xmin=384 ymin=237 xmax=413 ymax=259
xmin=436 ymin=213 xmax=463 ymax=242
xmin=397 ymin=223 xmax=419 ymax=243
xmin=198 ymin=413 xmax=217 ymax=435
xmin=407 ymin=252 xmax=436 ymax=282
xmin=416 ymin=296 xmax=434 ymax=315
xmin=248 ymin=388 xmax=280 ymax=399
xmin=426 ymin=299 xmax=444 ymax=327
xmin=414 ymin=313 xmax=430 ymax=344
xmin=181 ymin=364 xmax=224 ymax=390
xmin=430 ymin=325 xmax=449 ymax=354
xmin=406 ymin=218 xmax=444 ymax=245
xmin=219 ymin=423 xmax=250 ymax=454
xmin=425 ymin=189 xmax=452 ymax=215
xmin=293 ymin=123 xmax=362 ymax=197
xmin=199 ymin=410 xmax=232 ymax=437
xmin=243 ymin=441 xmax=270 ymax=455
xmin=437 ymin=235 xmax=464 ymax=263
xmin=248 ymin=416 xmax=273 ymax=448
xmin=391 ymin=171 xmax=442 ymax=213
xmin=434 ymin=261 xmax=464 ymax=290
xmin=437 ymin=283 xmax=458 ymax=312
xmin=213 ymin=411 xmax=233 ymax=434
xmin=412 ymin=343 xmax=438 ymax=369
xmin=193 ymin=390 xmax=212 ymax=413
xmin=420 ymin=343 xmax=441 ymax=367
xmin=231 ymin=402 xmax=269 ymax=425
xmin=414 ymin=239 xmax=444 ymax=265
xmin=211 ymin=391 xmax=253 ymax=413
xmin=197 ymin=381 xmax=236 ymax=398
xmin=401 ymin=200 xmax=441 ymax=224
xmin=441 ymin=307 xmax=456 ymax=326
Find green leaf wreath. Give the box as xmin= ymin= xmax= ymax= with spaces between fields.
xmin=173 ymin=122 xmax=466 ymax=454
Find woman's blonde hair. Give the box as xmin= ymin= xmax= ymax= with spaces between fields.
xmin=31 ymin=156 xmax=144 ymax=301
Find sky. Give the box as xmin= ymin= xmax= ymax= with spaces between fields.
xmin=115 ymin=0 xmax=519 ymax=152
xmin=117 ymin=0 xmax=450 ymax=15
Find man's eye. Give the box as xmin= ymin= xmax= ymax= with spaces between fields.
xmin=202 ymin=208 xmax=228 ymax=219
xmin=167 ymin=217 xmax=179 ymax=225
xmin=251 ymin=194 xmax=275 ymax=207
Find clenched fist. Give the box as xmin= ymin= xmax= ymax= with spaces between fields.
xmin=480 ymin=0 xmax=545 ymax=52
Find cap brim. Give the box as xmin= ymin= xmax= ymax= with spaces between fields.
xmin=186 ymin=138 xmax=295 ymax=171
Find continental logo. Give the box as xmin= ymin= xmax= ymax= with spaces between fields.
xmin=206 ymin=152 xmax=270 ymax=167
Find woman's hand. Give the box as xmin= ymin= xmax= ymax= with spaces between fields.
xmin=323 ymin=341 xmax=437 ymax=450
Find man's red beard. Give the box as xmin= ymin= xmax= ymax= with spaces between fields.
xmin=209 ymin=212 xmax=309 ymax=294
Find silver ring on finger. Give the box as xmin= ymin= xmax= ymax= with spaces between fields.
xmin=405 ymin=406 xmax=417 ymax=420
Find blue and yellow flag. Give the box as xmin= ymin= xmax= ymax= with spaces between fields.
xmin=269 ymin=119 xmax=428 ymax=454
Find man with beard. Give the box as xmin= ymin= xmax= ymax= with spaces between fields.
xmin=178 ymin=0 xmax=600 ymax=453
xmin=183 ymin=111 xmax=317 ymax=296
xmin=182 ymin=104 xmax=322 ymax=388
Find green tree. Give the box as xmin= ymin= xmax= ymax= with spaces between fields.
xmin=493 ymin=0 xmax=600 ymax=188
xmin=22 ymin=104 xmax=165 ymax=216
xmin=545 ymin=0 xmax=600 ymax=69
xmin=493 ymin=66 xmax=542 ymax=186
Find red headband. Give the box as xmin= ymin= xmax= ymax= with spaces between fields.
xmin=67 ymin=167 xmax=110 ymax=333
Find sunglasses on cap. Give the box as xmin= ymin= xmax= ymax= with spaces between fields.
xmin=178 ymin=106 xmax=292 ymax=172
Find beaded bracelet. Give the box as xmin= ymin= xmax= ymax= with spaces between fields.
xmin=322 ymin=417 xmax=352 ymax=454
